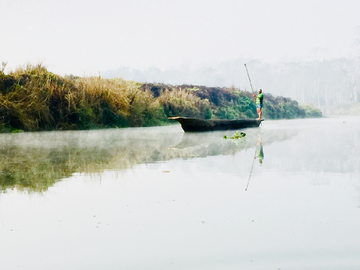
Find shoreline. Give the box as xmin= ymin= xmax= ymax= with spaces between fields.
xmin=1 ymin=64 xmax=322 ymax=133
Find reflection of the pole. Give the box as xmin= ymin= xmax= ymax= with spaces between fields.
xmin=245 ymin=134 xmax=264 ymax=191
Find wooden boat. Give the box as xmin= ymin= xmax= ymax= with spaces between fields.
xmin=169 ymin=117 xmax=263 ymax=132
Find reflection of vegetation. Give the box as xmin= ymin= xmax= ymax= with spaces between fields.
xmin=0 ymin=146 xmax=114 ymax=192
xmin=1 ymin=148 xmax=71 ymax=192
xmin=0 ymin=127 xmax=298 ymax=193
xmin=0 ymin=128 xmax=182 ymax=192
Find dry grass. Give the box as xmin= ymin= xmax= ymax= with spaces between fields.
xmin=158 ymin=88 xmax=212 ymax=119
xmin=0 ymin=64 xmax=165 ymax=131
xmin=73 ymin=76 xmax=130 ymax=117
xmin=0 ymin=63 xmax=321 ymax=132
xmin=1 ymin=64 xmax=58 ymax=130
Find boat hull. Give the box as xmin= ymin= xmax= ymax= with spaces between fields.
xmin=169 ymin=117 xmax=263 ymax=132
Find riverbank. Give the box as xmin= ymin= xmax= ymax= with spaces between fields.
xmin=0 ymin=64 xmax=322 ymax=132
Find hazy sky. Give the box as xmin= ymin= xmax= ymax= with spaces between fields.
xmin=1 ymin=0 xmax=360 ymax=75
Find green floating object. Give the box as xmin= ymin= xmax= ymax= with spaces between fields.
xmin=224 ymin=131 xmax=246 ymax=140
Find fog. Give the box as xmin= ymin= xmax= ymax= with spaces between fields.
xmin=1 ymin=117 xmax=360 ymax=269
xmin=103 ymin=56 xmax=360 ymax=107
xmin=2 ymin=0 xmax=360 ymax=77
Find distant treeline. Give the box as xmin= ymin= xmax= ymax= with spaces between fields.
xmin=0 ymin=64 xmax=321 ymax=132
xmin=103 ymin=57 xmax=360 ymax=107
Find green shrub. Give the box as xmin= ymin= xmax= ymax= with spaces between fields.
xmin=300 ymin=104 xmax=322 ymax=118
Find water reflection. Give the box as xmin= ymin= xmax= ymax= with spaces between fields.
xmin=1 ymin=118 xmax=360 ymax=270
xmin=245 ymin=134 xmax=264 ymax=191
xmin=0 ymin=125 xmax=299 ymax=192
xmin=255 ymin=134 xmax=264 ymax=164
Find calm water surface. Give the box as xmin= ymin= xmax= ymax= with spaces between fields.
xmin=0 ymin=117 xmax=360 ymax=270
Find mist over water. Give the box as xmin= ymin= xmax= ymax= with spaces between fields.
xmin=0 ymin=116 xmax=360 ymax=269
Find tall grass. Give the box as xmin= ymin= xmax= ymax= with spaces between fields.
xmin=157 ymin=88 xmax=212 ymax=119
xmin=0 ymin=64 xmax=165 ymax=131
xmin=0 ymin=64 xmax=322 ymax=133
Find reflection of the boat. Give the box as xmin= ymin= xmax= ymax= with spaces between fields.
xmin=0 ymin=126 xmax=298 ymax=192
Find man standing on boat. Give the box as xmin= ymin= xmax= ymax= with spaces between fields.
xmin=253 ymin=89 xmax=263 ymax=120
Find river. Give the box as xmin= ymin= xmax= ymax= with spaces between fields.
xmin=0 ymin=116 xmax=359 ymax=270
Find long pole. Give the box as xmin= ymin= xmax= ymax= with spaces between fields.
xmin=244 ymin=64 xmax=254 ymax=94
xmin=244 ymin=64 xmax=256 ymax=103
xmin=245 ymin=149 xmax=257 ymax=191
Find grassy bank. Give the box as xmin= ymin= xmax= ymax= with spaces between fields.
xmin=0 ymin=64 xmax=166 ymax=132
xmin=144 ymin=83 xmax=322 ymax=120
xmin=0 ymin=64 xmax=321 ymax=132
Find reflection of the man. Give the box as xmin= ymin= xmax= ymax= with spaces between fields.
xmin=255 ymin=134 xmax=264 ymax=164
xmin=246 ymin=133 xmax=264 ymax=191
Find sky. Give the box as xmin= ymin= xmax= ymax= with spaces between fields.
xmin=1 ymin=0 xmax=360 ymax=76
